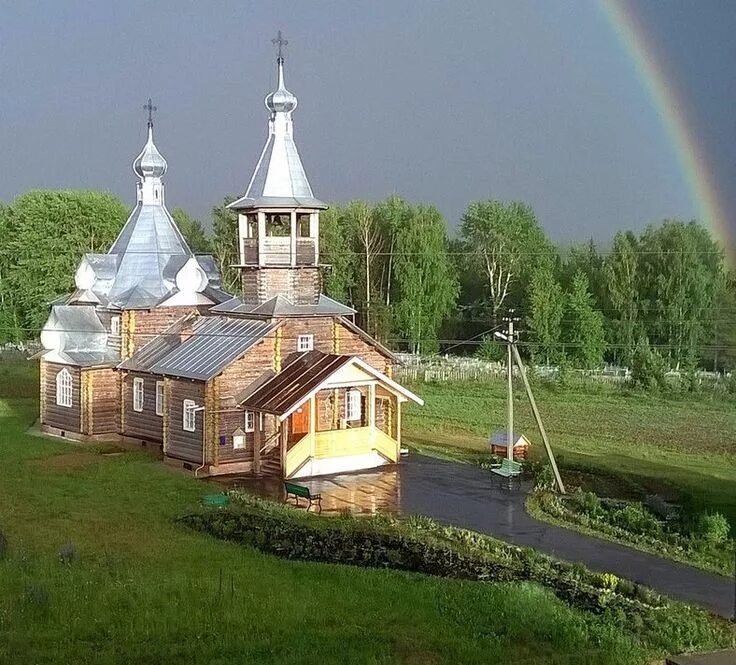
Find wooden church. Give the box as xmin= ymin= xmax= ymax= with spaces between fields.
xmin=38 ymin=42 xmax=422 ymax=479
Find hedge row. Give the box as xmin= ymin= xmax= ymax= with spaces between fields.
xmin=177 ymin=494 xmax=734 ymax=655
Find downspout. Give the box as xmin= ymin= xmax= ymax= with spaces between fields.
xmin=193 ymin=403 xmax=207 ymax=478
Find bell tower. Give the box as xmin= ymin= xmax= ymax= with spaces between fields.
xmin=229 ymin=32 xmax=326 ymax=306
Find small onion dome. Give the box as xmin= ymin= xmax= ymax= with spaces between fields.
xmin=133 ymin=124 xmax=168 ymax=179
xmin=265 ymin=58 xmax=297 ymax=114
xmin=175 ymin=257 xmax=209 ymax=294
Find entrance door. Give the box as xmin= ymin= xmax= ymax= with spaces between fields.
xmin=290 ymin=401 xmax=310 ymax=442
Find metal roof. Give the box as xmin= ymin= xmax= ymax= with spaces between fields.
xmin=489 ymin=431 xmax=528 ymax=446
xmin=239 ymin=351 xmax=352 ymax=415
xmin=228 ymin=56 xmax=325 ymax=211
xmin=117 ymin=315 xmax=193 ymax=373
xmin=40 ymin=305 xmax=120 ymax=367
xmin=211 ymin=294 xmax=355 ymax=318
xmin=148 ymin=316 xmax=278 ymax=380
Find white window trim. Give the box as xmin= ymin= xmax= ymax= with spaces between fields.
xmin=155 ymin=381 xmax=164 ymax=417
xmin=133 ymin=378 xmax=144 ymax=412
xmin=55 ymin=368 xmax=73 ymax=408
xmin=183 ymin=399 xmax=196 ymax=432
xmin=233 ymin=433 xmax=245 ymax=449
xmin=297 ymin=334 xmax=314 ymax=352
xmin=110 ymin=316 xmax=121 ymax=336
xmin=244 ymin=411 xmax=263 ymax=433
xmin=345 ymin=389 xmax=362 ymax=422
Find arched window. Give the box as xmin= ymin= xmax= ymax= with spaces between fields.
xmin=56 ymin=368 xmax=73 ymax=408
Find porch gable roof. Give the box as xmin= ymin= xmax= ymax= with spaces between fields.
xmin=237 ymin=350 xmax=422 ymax=420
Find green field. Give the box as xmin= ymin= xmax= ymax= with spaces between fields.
xmin=0 ymin=359 xmax=670 ymax=665
xmin=403 ymin=379 xmax=736 ymax=527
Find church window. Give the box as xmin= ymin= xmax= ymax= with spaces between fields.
xmin=183 ymin=400 xmax=197 ymax=432
xmin=297 ymin=334 xmax=314 ymax=352
xmin=133 ymin=378 xmax=144 ymax=412
xmin=345 ymin=389 xmax=362 ymax=422
xmin=55 ymin=368 xmax=73 ymax=408
xmin=155 ymin=381 xmax=165 ymax=416
xmin=110 ymin=316 xmax=120 ymax=336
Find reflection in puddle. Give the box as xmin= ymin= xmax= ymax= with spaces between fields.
xmin=215 ymin=466 xmax=401 ymax=515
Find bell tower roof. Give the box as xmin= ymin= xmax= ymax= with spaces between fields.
xmin=229 ymin=33 xmax=325 ymax=211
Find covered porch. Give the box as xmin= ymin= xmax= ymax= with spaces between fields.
xmin=240 ymin=351 xmax=422 ymax=479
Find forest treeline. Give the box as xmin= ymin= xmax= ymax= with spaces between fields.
xmin=1 ymin=190 xmax=734 ymax=371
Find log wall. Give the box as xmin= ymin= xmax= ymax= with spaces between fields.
xmin=41 ymin=361 xmax=81 ymax=433
xmin=166 ymin=379 xmax=205 ymax=463
xmin=121 ymin=371 xmax=163 ymax=443
xmin=85 ymin=367 xmax=120 ymax=435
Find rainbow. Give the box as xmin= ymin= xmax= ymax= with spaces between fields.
xmin=601 ymin=0 xmax=734 ymax=267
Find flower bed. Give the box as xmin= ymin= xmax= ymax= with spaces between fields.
xmin=530 ymin=490 xmax=733 ymax=577
xmin=178 ymin=492 xmax=734 ymax=657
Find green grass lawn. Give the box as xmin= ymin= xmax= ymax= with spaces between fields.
xmin=0 ymin=360 xmax=656 ymax=665
xmin=403 ymin=379 xmax=736 ymax=528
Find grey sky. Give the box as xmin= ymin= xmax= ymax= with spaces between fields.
xmin=1 ymin=1 xmax=734 ymax=248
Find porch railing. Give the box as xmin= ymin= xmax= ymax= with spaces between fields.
xmin=372 ymin=429 xmax=398 ymax=463
xmin=285 ymin=434 xmax=312 ymax=477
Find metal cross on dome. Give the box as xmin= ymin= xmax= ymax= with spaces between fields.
xmin=272 ymin=30 xmax=288 ymax=59
xmin=143 ymin=98 xmax=157 ymax=127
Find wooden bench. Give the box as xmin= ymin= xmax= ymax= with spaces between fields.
xmin=284 ymin=482 xmax=322 ymax=512
xmin=491 ymin=458 xmax=523 ymax=488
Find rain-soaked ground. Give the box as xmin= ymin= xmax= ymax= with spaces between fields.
xmin=213 ymin=454 xmax=732 ymax=617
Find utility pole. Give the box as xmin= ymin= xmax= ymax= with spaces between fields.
xmin=495 ymin=317 xmax=566 ymax=494
xmin=503 ymin=311 xmax=520 ymax=462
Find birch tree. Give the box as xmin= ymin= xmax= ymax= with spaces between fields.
xmin=459 ymin=200 xmax=553 ymax=324
xmin=392 ymin=205 xmax=457 ymax=354
xmin=526 ymin=266 xmax=565 ymax=365
xmin=604 ymin=231 xmax=640 ymax=366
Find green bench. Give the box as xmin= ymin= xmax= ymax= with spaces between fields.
xmin=284 ymin=482 xmax=322 ymax=512
xmin=491 ymin=458 xmax=523 ymax=488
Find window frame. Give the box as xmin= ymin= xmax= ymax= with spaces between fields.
xmin=133 ymin=377 xmax=144 ymax=413
xmin=110 ymin=315 xmax=121 ymax=336
xmin=345 ymin=389 xmax=362 ymax=422
xmin=183 ymin=399 xmax=196 ymax=432
xmin=297 ymin=334 xmax=314 ymax=353
xmin=155 ymin=381 xmax=165 ymax=417
xmin=55 ymin=368 xmax=73 ymax=408
xmin=245 ymin=411 xmax=255 ymax=433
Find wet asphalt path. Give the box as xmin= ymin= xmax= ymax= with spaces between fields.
xmin=399 ymin=455 xmax=733 ymax=618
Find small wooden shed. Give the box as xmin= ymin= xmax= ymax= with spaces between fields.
xmin=489 ymin=431 xmax=530 ymax=461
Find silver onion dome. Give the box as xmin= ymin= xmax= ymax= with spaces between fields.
xmin=132 ymin=123 xmax=168 ymax=179
xmin=265 ymin=58 xmax=297 ymax=114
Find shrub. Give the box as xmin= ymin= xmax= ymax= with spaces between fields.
xmin=533 ymin=463 xmax=557 ymax=493
xmin=576 ymin=491 xmax=604 ymax=519
xmin=696 ymin=513 xmax=730 ymax=545
xmin=58 ymin=543 xmax=77 ymax=565
xmin=611 ymin=503 xmax=662 ymax=537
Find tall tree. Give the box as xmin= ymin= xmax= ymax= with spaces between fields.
xmin=344 ymin=200 xmax=384 ymax=336
xmin=637 ymin=221 xmax=722 ymax=367
xmin=211 ymin=195 xmax=240 ymax=293
xmin=526 ymin=266 xmax=565 ymax=365
xmin=564 ymin=271 xmax=606 ymax=368
xmin=392 ymin=205 xmax=458 ymax=354
xmin=604 ymin=231 xmax=640 ymax=366
xmin=171 ymin=208 xmax=212 ymax=253
xmin=319 ymin=204 xmax=354 ymax=303
xmin=0 ymin=203 xmax=21 ymax=343
xmin=6 ymin=190 xmax=128 ymax=336
xmin=459 ymin=200 xmax=554 ymax=324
